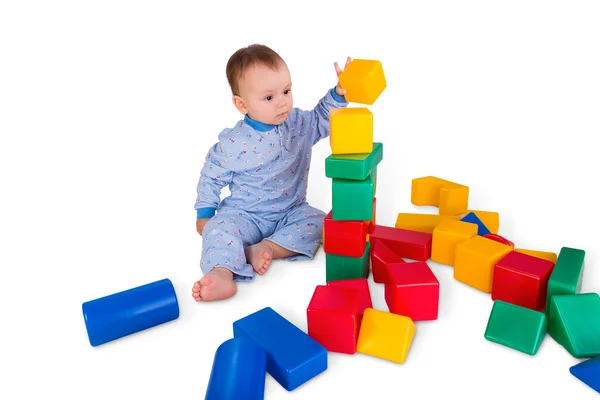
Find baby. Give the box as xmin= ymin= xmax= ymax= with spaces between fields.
xmin=192 ymin=44 xmax=350 ymax=302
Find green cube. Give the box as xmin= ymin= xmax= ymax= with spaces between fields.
xmin=484 ymin=300 xmax=547 ymax=355
xmin=325 ymin=142 xmax=383 ymax=181
xmin=326 ymin=241 xmax=371 ymax=282
xmin=546 ymin=247 xmax=585 ymax=314
xmin=548 ymin=293 xmax=600 ymax=358
xmin=332 ymin=173 xmax=374 ymax=221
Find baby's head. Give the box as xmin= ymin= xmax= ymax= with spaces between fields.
xmin=226 ymin=44 xmax=293 ymax=125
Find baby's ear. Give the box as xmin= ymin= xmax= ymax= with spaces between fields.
xmin=232 ymin=95 xmax=247 ymax=114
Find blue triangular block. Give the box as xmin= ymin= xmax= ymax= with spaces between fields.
xmin=460 ymin=212 xmax=491 ymax=236
xmin=570 ymin=355 xmax=600 ymax=393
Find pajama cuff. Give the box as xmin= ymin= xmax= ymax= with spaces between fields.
xmin=330 ymin=87 xmax=346 ymax=103
xmin=196 ymin=207 xmax=216 ymax=219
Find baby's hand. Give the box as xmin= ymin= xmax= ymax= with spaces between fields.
xmin=334 ymin=57 xmax=352 ymax=97
xmin=196 ymin=218 xmax=210 ymax=236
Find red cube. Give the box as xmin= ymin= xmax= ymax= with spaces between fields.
xmin=327 ymin=278 xmax=372 ymax=321
xmin=492 ymin=250 xmax=555 ymax=311
xmin=306 ymin=285 xmax=360 ymax=354
xmin=370 ymin=239 xmax=406 ymax=284
xmin=384 ymin=261 xmax=440 ymax=321
xmin=324 ymin=210 xmax=370 ymax=257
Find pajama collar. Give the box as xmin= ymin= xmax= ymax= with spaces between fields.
xmin=244 ymin=114 xmax=277 ymax=132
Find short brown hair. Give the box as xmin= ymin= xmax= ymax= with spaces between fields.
xmin=226 ymin=44 xmax=285 ymax=96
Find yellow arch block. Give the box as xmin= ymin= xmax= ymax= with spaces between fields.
xmin=356 ymin=308 xmax=415 ymax=364
xmin=411 ymin=176 xmax=469 ymax=216
xmin=329 ymin=108 xmax=373 ymax=154
xmin=338 ymin=59 xmax=387 ymax=105
xmin=455 ymin=236 xmax=513 ymax=293
xmin=395 ymin=212 xmax=461 ymax=233
xmin=515 ymin=248 xmax=557 ymax=263
xmin=431 ymin=219 xmax=478 ymax=265
xmin=466 ymin=210 xmax=500 ymax=234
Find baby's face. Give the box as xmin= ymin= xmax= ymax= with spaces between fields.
xmin=237 ymin=62 xmax=293 ymax=125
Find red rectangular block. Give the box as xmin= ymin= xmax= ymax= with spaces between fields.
xmin=327 ymin=278 xmax=372 ymax=318
xmin=370 ymin=239 xmax=406 ymax=284
xmin=385 ymin=261 xmax=440 ymax=321
xmin=324 ymin=210 xmax=370 ymax=257
xmin=369 ymin=225 xmax=432 ymax=261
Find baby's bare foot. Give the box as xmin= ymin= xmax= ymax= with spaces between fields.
xmin=191 ymin=267 xmax=237 ymax=302
xmin=245 ymin=241 xmax=273 ymax=275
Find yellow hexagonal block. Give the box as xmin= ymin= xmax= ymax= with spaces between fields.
xmin=356 ymin=308 xmax=415 ymax=364
xmin=338 ymin=59 xmax=387 ymax=105
xmin=454 ymin=236 xmax=513 ymax=293
xmin=411 ymin=176 xmax=469 ymax=216
xmin=395 ymin=212 xmax=461 ymax=233
xmin=515 ymin=248 xmax=557 ymax=263
xmin=431 ymin=219 xmax=478 ymax=265
xmin=467 ymin=210 xmax=500 ymax=234
xmin=329 ymin=108 xmax=373 ymax=154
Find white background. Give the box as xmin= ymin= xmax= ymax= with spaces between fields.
xmin=1 ymin=1 xmax=599 ymax=399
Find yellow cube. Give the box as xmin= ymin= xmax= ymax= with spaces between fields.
xmin=356 ymin=308 xmax=415 ymax=364
xmin=329 ymin=108 xmax=373 ymax=154
xmin=338 ymin=59 xmax=387 ymax=105
xmin=431 ymin=219 xmax=478 ymax=265
xmin=515 ymin=248 xmax=557 ymax=263
xmin=411 ymin=176 xmax=469 ymax=216
xmin=395 ymin=212 xmax=461 ymax=233
xmin=454 ymin=236 xmax=513 ymax=293
xmin=467 ymin=210 xmax=500 ymax=234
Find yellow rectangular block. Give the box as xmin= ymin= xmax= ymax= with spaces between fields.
xmin=356 ymin=308 xmax=415 ymax=364
xmin=467 ymin=210 xmax=500 ymax=234
xmin=329 ymin=108 xmax=373 ymax=154
xmin=455 ymin=236 xmax=513 ymax=293
xmin=338 ymin=59 xmax=387 ymax=105
xmin=431 ymin=219 xmax=478 ymax=265
xmin=395 ymin=213 xmax=461 ymax=233
xmin=411 ymin=176 xmax=469 ymax=215
xmin=515 ymin=248 xmax=557 ymax=263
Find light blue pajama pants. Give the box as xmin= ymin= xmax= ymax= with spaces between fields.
xmin=200 ymin=203 xmax=325 ymax=281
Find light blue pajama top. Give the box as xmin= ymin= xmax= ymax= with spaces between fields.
xmin=194 ymin=88 xmax=348 ymax=221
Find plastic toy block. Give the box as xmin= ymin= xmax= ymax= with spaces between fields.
xmin=356 ymin=308 xmax=416 ymax=364
xmin=369 ymin=225 xmax=432 ymax=261
xmin=370 ymin=239 xmax=406 ymax=284
xmin=233 ymin=307 xmax=327 ymax=391
xmin=570 ymin=355 xmax=600 ymax=394
xmin=323 ymin=210 xmax=370 ymax=257
xmin=546 ymin=247 xmax=585 ymax=314
xmin=395 ymin=212 xmax=461 ymax=234
xmin=332 ymin=174 xmax=374 ymax=221
xmin=467 ymin=210 xmax=500 ymax=234
xmin=307 ymin=285 xmax=360 ymax=354
xmin=491 ymin=251 xmax=555 ymax=312
xmin=327 ymin=278 xmax=372 ymax=319
xmin=82 ymin=278 xmax=179 ymax=347
xmin=454 ymin=236 xmax=512 ymax=293
xmin=431 ymin=219 xmax=478 ymax=266
xmin=337 ymin=59 xmax=386 ymax=105
xmin=411 ymin=176 xmax=469 ymax=216
xmin=329 ymin=107 xmax=373 ymax=155
xmin=385 ymin=261 xmax=439 ymax=321
xmin=483 ymin=233 xmax=514 ymax=249
xmin=484 ymin=300 xmax=547 ymax=356
xmin=548 ymin=293 xmax=600 ymax=358
xmin=325 ymin=142 xmax=383 ymax=181
xmin=205 ymin=337 xmax=267 ymax=400
xmin=515 ymin=248 xmax=558 ymax=264
xmin=326 ymin=241 xmax=371 ymax=282
xmin=460 ymin=212 xmax=491 ymax=236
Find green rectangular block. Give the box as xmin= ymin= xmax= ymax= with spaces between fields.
xmin=546 ymin=247 xmax=585 ymax=314
xmin=325 ymin=142 xmax=383 ymax=181
xmin=484 ymin=300 xmax=547 ymax=355
xmin=548 ymin=293 xmax=600 ymax=358
xmin=326 ymin=242 xmax=370 ymax=282
xmin=332 ymin=173 xmax=374 ymax=221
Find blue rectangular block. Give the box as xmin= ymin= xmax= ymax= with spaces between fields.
xmin=233 ymin=307 xmax=328 ymax=391
xmin=461 ymin=212 xmax=491 ymax=236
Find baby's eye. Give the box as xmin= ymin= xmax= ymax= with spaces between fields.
xmin=284 ymin=89 xmax=290 ymax=95
xmin=265 ymin=95 xmax=273 ymax=101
